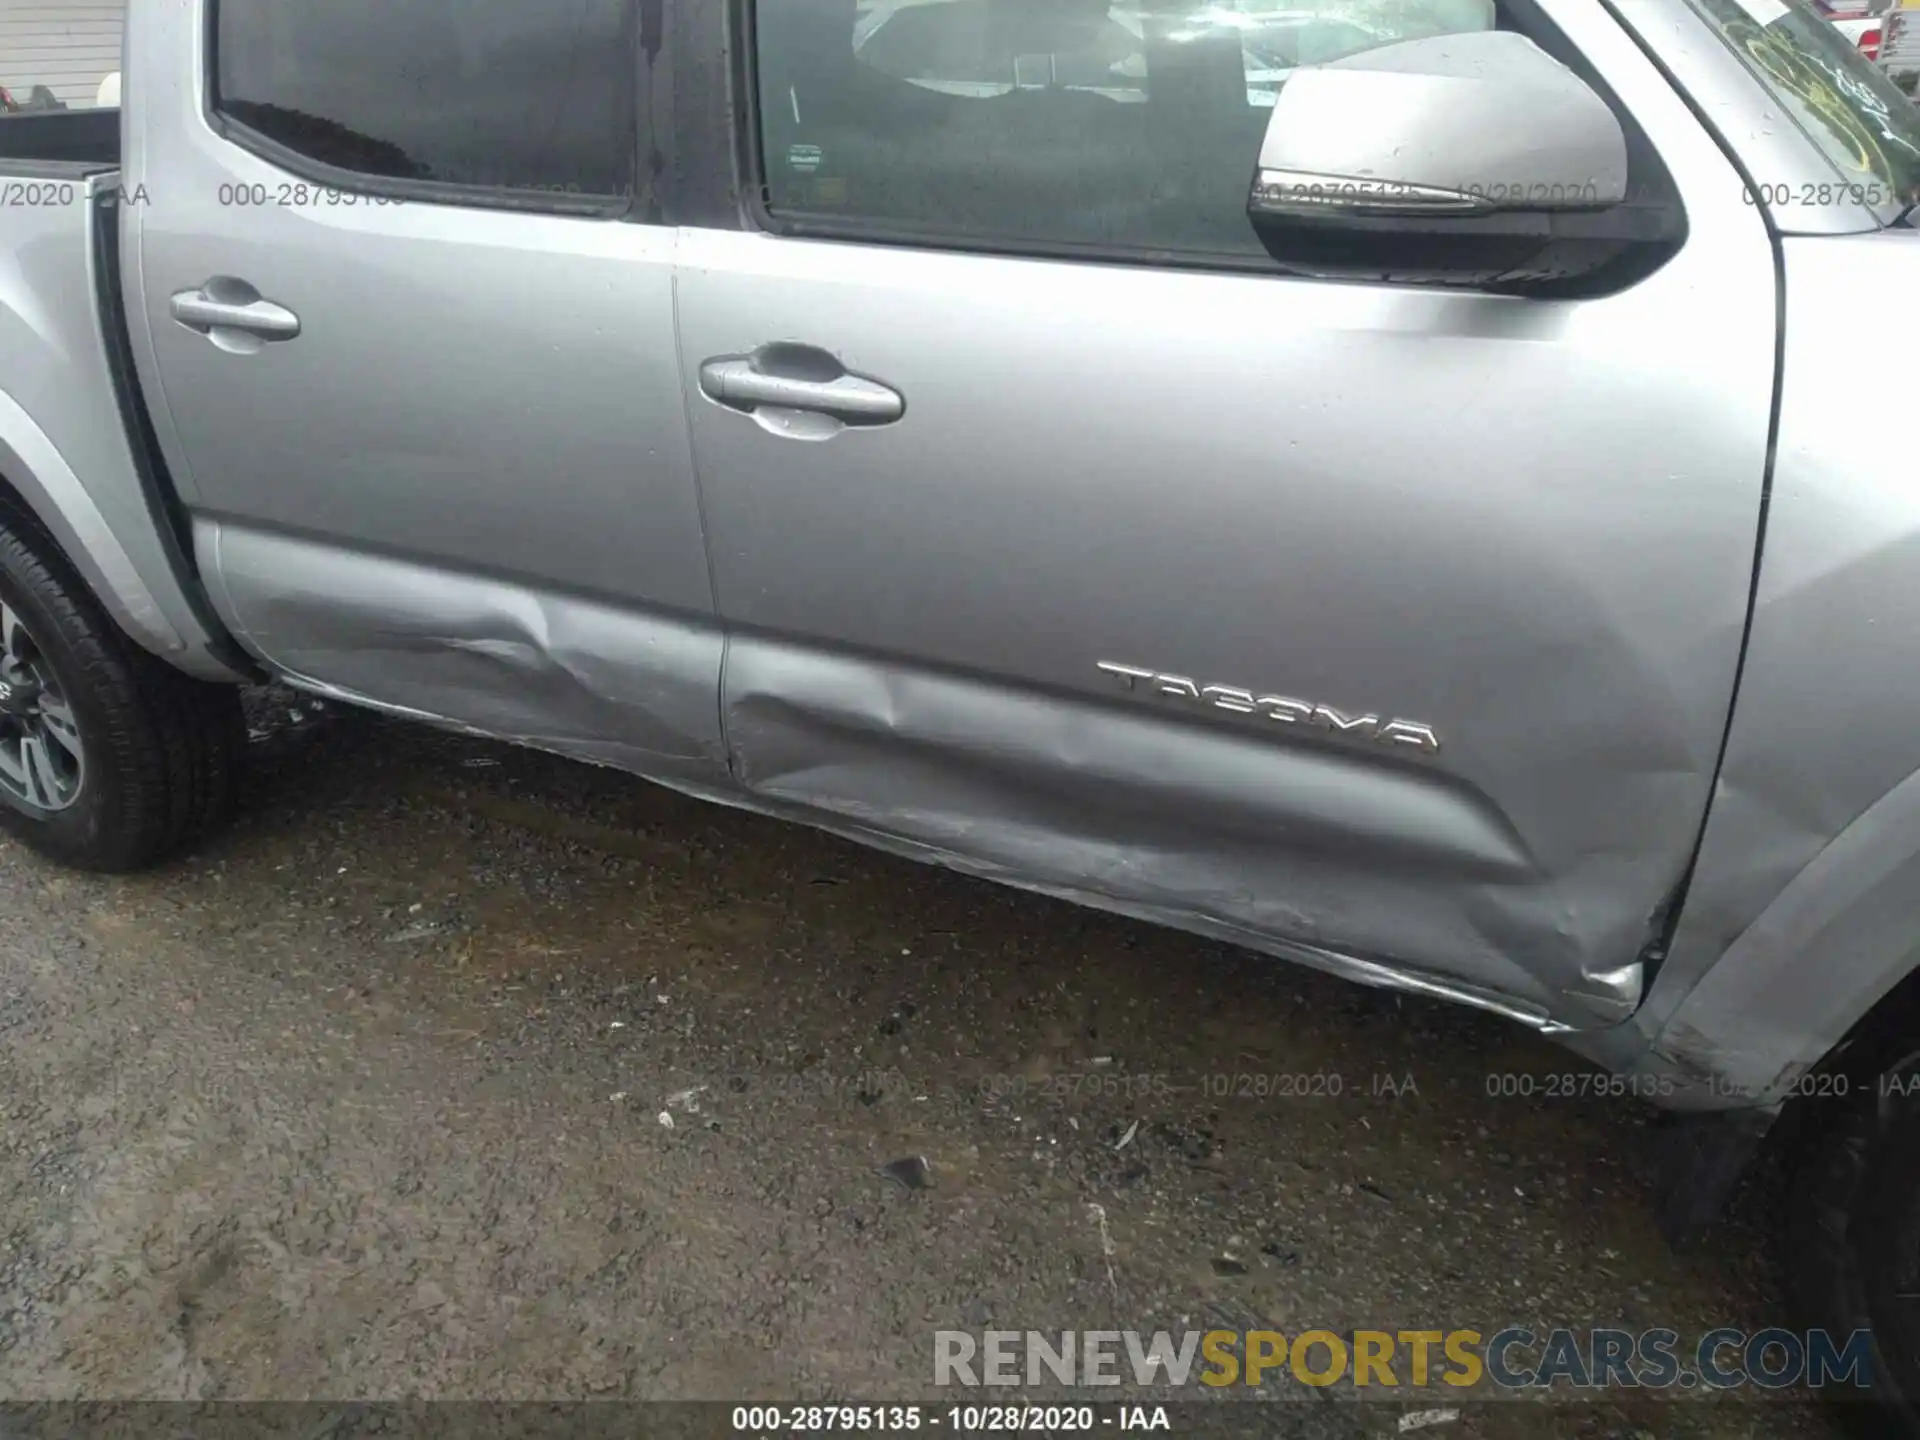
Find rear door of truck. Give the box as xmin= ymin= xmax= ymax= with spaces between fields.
xmin=121 ymin=0 xmax=729 ymax=782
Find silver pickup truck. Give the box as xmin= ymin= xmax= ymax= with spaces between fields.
xmin=3 ymin=0 xmax=1920 ymax=1423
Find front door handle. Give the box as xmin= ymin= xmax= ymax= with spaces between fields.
xmin=700 ymin=349 xmax=904 ymax=427
xmin=170 ymin=281 xmax=301 ymax=344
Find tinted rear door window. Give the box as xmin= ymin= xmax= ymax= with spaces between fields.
xmin=215 ymin=0 xmax=635 ymax=200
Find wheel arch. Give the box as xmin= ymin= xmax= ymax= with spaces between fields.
xmin=0 ymin=400 xmax=185 ymax=661
xmin=1620 ymin=758 xmax=1920 ymax=1243
xmin=1640 ymin=759 xmax=1920 ymax=1113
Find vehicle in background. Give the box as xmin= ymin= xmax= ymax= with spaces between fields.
xmin=1877 ymin=0 xmax=1920 ymax=86
xmin=852 ymin=2 xmax=1402 ymax=105
xmin=5 ymin=0 xmax=1920 ymax=1428
xmin=1816 ymin=0 xmax=1892 ymax=59
xmin=1838 ymin=13 xmax=1886 ymax=54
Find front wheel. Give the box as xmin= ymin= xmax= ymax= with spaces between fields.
xmin=0 ymin=513 xmax=243 ymax=871
xmin=1787 ymin=1036 xmax=1920 ymax=1438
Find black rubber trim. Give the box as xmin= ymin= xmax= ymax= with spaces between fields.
xmin=88 ymin=184 xmax=264 ymax=681
xmin=636 ymin=0 xmax=669 ymax=223
xmin=1648 ymin=1106 xmax=1776 ymax=1248
xmin=661 ymin=0 xmax=747 ymax=230
xmin=0 ymin=109 xmax=118 ymax=167
xmin=0 ymin=158 xmax=114 ymax=182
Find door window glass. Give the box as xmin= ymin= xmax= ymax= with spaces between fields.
xmin=214 ymin=0 xmax=634 ymax=200
xmin=757 ymin=0 xmax=1500 ymax=256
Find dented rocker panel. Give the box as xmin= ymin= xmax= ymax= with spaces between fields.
xmin=723 ymin=635 xmax=1659 ymax=1030
xmin=198 ymin=520 xmax=728 ymax=780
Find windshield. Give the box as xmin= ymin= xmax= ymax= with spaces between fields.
xmin=1685 ymin=0 xmax=1920 ymax=221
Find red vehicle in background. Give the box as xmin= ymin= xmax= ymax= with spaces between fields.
xmin=1813 ymin=0 xmax=1888 ymax=57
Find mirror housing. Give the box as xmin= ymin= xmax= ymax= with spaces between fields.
xmin=1246 ymin=32 xmax=1682 ymax=295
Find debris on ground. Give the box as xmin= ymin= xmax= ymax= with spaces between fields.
xmin=665 ymin=1085 xmax=709 ymax=1116
xmin=0 ymin=707 xmax=1807 ymax=1435
xmin=879 ymin=1156 xmax=932 ymax=1191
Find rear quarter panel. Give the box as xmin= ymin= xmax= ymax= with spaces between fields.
xmin=0 ymin=165 xmax=240 ymax=678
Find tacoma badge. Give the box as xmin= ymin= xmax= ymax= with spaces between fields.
xmin=1097 ymin=662 xmax=1440 ymax=754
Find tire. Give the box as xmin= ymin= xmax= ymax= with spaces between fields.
xmin=1786 ymin=1033 xmax=1920 ymax=1439
xmin=0 ymin=512 xmax=243 ymax=872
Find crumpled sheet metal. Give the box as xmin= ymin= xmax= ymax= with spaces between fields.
xmin=722 ymin=636 xmax=1665 ymax=1031
xmin=1606 ymin=234 xmax=1920 ymax=1107
xmin=199 ymin=520 xmax=727 ymax=778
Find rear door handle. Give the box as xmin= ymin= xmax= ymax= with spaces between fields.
xmin=699 ymin=352 xmax=903 ymax=427
xmin=170 ymin=283 xmax=301 ymax=342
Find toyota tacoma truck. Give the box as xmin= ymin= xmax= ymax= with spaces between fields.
xmin=3 ymin=0 xmax=1919 ymax=1425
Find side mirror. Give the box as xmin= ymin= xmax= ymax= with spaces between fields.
xmin=1246 ymin=32 xmax=1680 ymax=294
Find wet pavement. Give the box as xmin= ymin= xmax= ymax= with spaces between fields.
xmin=0 ymin=696 xmax=1841 ymax=1436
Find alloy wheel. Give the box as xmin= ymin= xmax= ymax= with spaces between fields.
xmin=0 ymin=599 xmax=84 ymax=812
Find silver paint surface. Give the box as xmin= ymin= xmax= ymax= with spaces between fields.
xmin=122 ymin=0 xmax=723 ymax=777
xmin=198 ymin=520 xmax=727 ymax=779
xmin=126 ymin=0 xmax=714 ymax=625
xmin=1254 ymin=31 xmax=1629 ymax=215
xmin=1575 ymin=229 xmax=1920 ymax=1107
xmin=17 ymin=0 xmax=1920 ymax=1104
xmin=676 ymin=0 xmax=1774 ymax=1030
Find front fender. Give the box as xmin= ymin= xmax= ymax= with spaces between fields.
xmin=1640 ymin=761 xmax=1920 ymax=1109
xmin=1568 ymin=230 xmax=1920 ymax=1112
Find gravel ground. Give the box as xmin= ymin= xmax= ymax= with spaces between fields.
xmin=0 ymin=694 xmax=1840 ymax=1437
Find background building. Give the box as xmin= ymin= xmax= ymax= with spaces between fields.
xmin=0 ymin=1 xmax=125 ymax=109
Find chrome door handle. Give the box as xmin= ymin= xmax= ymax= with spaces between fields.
xmin=170 ymin=285 xmax=301 ymax=341
xmin=699 ymin=356 xmax=903 ymax=425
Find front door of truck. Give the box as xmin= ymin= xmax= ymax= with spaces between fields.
xmin=675 ymin=0 xmax=1778 ymax=1029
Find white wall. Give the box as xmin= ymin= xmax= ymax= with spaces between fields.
xmin=0 ymin=1 xmax=125 ymax=108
